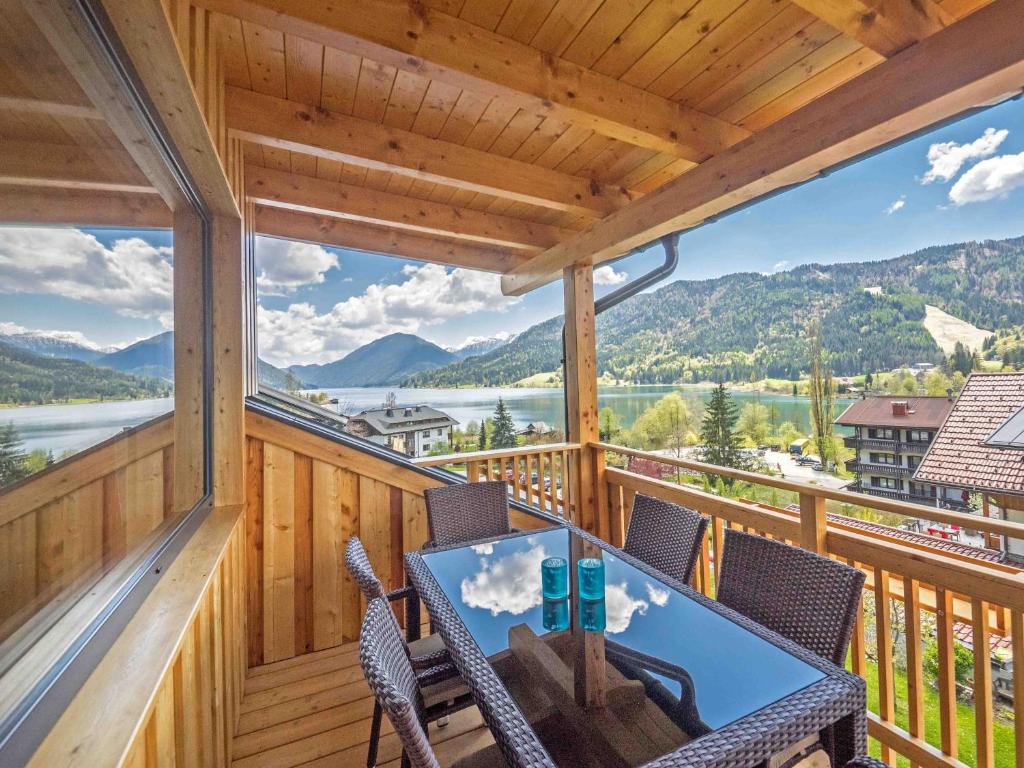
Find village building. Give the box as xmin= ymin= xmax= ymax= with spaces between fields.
xmin=517 ymin=421 xmax=556 ymax=438
xmin=834 ymin=395 xmax=970 ymax=511
xmin=915 ymin=372 xmax=1024 ymax=563
xmin=345 ymin=405 xmax=457 ymax=458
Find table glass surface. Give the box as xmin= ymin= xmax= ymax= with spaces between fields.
xmin=421 ymin=527 xmax=825 ymax=743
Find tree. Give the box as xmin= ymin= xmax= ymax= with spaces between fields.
xmin=282 ymin=372 xmax=303 ymax=393
xmin=491 ymin=398 xmax=517 ymax=448
xmin=598 ymin=407 xmax=620 ymax=442
xmin=0 ymin=423 xmax=29 ymax=487
xmin=924 ymin=640 xmax=974 ymax=689
xmin=807 ymin=320 xmax=836 ymax=467
xmin=864 ymin=371 xmax=874 ymax=389
xmin=477 ymin=419 xmax=487 ymax=451
xmin=950 ymin=341 xmax=975 ymax=377
xmin=737 ymin=402 xmax=770 ymax=446
xmin=923 ymin=369 xmax=953 ymax=396
xmin=626 ymin=394 xmax=695 ymax=455
xmin=697 ymin=384 xmax=747 ymax=474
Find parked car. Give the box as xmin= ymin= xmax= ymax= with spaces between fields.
xmin=795 ymin=455 xmax=819 ymax=466
xmin=812 ymin=463 xmax=824 ymax=471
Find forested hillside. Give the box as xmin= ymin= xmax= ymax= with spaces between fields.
xmin=0 ymin=340 xmax=171 ymax=405
xmin=408 ymin=236 xmax=1024 ymax=386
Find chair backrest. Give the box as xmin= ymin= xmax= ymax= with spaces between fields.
xmin=623 ymin=494 xmax=708 ymax=585
xmin=717 ymin=529 xmax=866 ymax=665
xmin=359 ymin=598 xmax=440 ymax=768
xmin=423 ymin=480 xmax=511 ymax=547
xmin=345 ymin=535 xmax=386 ymax=601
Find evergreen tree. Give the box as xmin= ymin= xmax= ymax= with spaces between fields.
xmin=491 ymin=398 xmax=517 ymax=448
xmin=950 ymin=341 xmax=975 ymax=376
xmin=477 ymin=419 xmax=487 ymax=450
xmin=0 ymin=423 xmax=29 ymax=487
xmin=807 ymin=319 xmax=837 ymax=467
xmin=697 ymin=384 xmax=747 ymax=475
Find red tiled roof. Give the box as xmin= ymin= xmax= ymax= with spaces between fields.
xmin=834 ymin=396 xmax=954 ymax=428
xmin=915 ymin=373 xmax=1024 ymax=495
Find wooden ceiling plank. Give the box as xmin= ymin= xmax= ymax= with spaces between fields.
xmin=191 ymin=0 xmax=750 ymax=161
xmin=241 ymin=19 xmax=287 ymax=97
xmin=501 ymin=0 xmax=1024 ymax=296
xmin=352 ymin=57 xmax=397 ymax=123
xmin=320 ymin=47 xmax=360 ymax=114
xmin=494 ymin=0 xmax=559 ymax=44
xmin=284 ymin=34 xmax=324 ymax=105
xmin=591 ymin=0 xmax=703 ymax=79
xmin=560 ymin=0 xmax=651 ymax=68
xmin=227 ymin=87 xmax=632 ymax=217
xmin=210 ymin=12 xmax=251 ymax=89
xmin=789 ymin=0 xmax=954 ymax=57
xmin=436 ymin=90 xmax=491 ymax=144
xmin=533 ymin=123 xmax=594 ymax=169
xmin=383 ymin=70 xmax=431 ymax=131
xmin=0 ymin=95 xmax=102 ymax=121
xmin=409 ymin=79 xmax=462 ymax=138
xmin=0 ymin=185 xmax=171 ymax=228
xmin=529 ymin=0 xmax=604 ymax=55
xmin=459 ymin=0 xmax=513 ymax=31
xmin=254 ymin=205 xmax=526 ymax=272
xmin=246 ymin=164 xmax=575 ymax=250
xmin=0 ymin=139 xmax=155 ymax=193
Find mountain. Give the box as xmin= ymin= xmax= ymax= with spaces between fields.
xmin=448 ymin=333 xmax=513 ymax=361
xmin=97 ymin=331 xmax=174 ymax=380
xmin=0 ymin=339 xmax=171 ymax=406
xmin=0 ymin=331 xmax=107 ymax=363
xmin=289 ymin=333 xmax=456 ymax=388
xmin=408 ymin=236 xmax=1024 ymax=386
xmin=258 ymin=357 xmax=303 ymax=389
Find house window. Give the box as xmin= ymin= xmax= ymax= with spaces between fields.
xmin=872 ymin=477 xmax=900 ymax=490
xmin=869 ymin=428 xmax=895 ymax=440
xmin=907 ymin=455 xmax=922 ymax=470
xmin=910 ymin=482 xmax=936 ymax=497
xmin=908 ymin=430 xmax=932 ymax=443
xmin=869 ymin=453 xmax=896 ymax=465
xmin=422 ymin=443 xmax=430 ymax=452
xmin=423 ymin=429 xmax=431 ymax=437
xmin=436 ymin=428 xmax=443 ymax=436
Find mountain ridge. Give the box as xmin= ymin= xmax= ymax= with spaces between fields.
xmin=287 ymin=333 xmax=455 ymax=387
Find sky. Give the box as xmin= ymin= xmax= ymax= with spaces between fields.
xmin=1 ymin=97 xmax=1023 ymax=365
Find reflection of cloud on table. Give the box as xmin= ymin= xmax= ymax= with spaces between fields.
xmin=645 ymin=582 xmax=670 ymax=607
xmin=461 ymin=544 xmax=547 ymax=616
xmin=606 ymin=581 xmax=649 ymax=634
xmin=470 ymin=542 xmax=494 ymax=555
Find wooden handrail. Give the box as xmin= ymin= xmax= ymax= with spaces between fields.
xmin=412 ymin=442 xmax=581 ymax=467
xmin=595 ymin=441 xmax=1024 ymax=540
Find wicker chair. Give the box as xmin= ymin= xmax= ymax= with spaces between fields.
xmin=717 ymin=529 xmax=865 ymax=666
xmin=623 ymin=494 xmax=708 ymax=585
xmin=844 ymin=759 xmax=888 ymax=768
xmin=423 ymin=480 xmax=512 ymax=548
xmin=359 ymin=597 xmax=504 ymax=768
xmin=345 ymin=537 xmax=473 ymax=768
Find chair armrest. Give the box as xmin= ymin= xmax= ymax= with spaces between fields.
xmin=411 ymin=646 xmax=451 ymax=670
xmin=415 ymin=661 xmax=460 ymax=688
xmin=385 ymin=585 xmax=422 ymax=642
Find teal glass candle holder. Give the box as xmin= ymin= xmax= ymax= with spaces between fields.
xmin=542 ymin=596 xmax=570 ymax=631
xmin=577 ymin=557 xmax=605 ymax=600
xmin=541 ymin=557 xmax=568 ymax=599
xmin=578 ymin=597 xmax=606 ymax=633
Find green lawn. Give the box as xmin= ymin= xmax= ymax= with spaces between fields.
xmin=859 ymin=659 xmax=1015 ymax=767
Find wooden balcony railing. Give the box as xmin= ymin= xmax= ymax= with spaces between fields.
xmin=595 ymin=442 xmax=1024 ymax=768
xmin=414 ymin=443 xmax=581 ymax=519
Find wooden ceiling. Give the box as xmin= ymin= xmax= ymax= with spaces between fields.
xmin=4 ymin=0 xmax=1022 ymax=291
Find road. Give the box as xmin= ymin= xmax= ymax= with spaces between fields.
xmin=652 ymin=447 xmax=849 ymax=491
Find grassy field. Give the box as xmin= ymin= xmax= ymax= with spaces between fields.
xmin=860 ymin=658 xmax=1015 ymax=767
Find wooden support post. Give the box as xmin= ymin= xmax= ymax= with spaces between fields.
xmin=798 ymin=491 xmax=827 ymax=554
xmin=570 ymin=535 xmax=606 ymax=709
xmin=935 ymin=587 xmax=958 ymax=758
xmin=973 ymin=598 xmax=994 ymax=768
xmin=563 ymin=264 xmax=601 ymax=535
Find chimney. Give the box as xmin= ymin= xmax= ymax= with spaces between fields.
xmin=891 ymin=401 xmax=908 ymax=417
xmin=415 ymin=405 xmax=422 ymax=412
xmin=404 ymin=408 xmax=412 ymax=416
xmin=385 ymin=408 xmax=393 ymax=417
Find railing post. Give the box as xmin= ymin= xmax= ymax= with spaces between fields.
xmin=798 ymin=491 xmax=826 ymax=553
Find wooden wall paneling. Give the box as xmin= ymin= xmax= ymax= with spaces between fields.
xmin=311 ymin=461 xmax=348 ymax=650
xmin=292 ymin=454 xmax=314 ymax=657
xmin=244 ymin=437 xmax=265 ymax=666
xmin=123 ymin=451 xmax=167 ymax=551
xmin=262 ymin=442 xmax=295 ymax=663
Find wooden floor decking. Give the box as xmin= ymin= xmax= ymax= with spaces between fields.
xmin=232 ymin=642 xmax=494 ymax=767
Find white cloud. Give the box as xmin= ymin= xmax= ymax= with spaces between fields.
xmin=921 ymin=127 xmax=1008 ymax=184
xmin=0 ymin=227 xmax=173 ymax=327
xmin=645 ymin=582 xmax=670 ymax=607
xmin=885 ymin=197 xmax=906 ymax=215
xmin=593 ymin=266 xmax=628 ymax=286
xmin=772 ymin=260 xmax=789 ymax=273
xmin=460 ymin=544 xmax=547 ymax=617
xmin=258 ymin=263 xmax=520 ymax=365
xmin=949 ymin=151 xmax=1024 ymax=205
xmin=453 ymin=331 xmax=512 ymax=351
xmin=605 ymin=581 xmax=648 ymax=634
xmin=256 ymin=239 xmax=339 ymax=295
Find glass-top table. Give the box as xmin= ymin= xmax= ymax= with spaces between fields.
xmin=405 ymin=523 xmax=866 ymax=768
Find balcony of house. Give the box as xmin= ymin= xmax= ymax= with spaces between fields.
xmin=845 ymin=459 xmax=912 ymax=478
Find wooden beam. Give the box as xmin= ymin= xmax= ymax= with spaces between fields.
xmin=228 ymin=88 xmax=629 ymax=218
xmin=246 ymin=165 xmax=576 ymax=253
xmin=0 ymin=141 xmax=156 ymax=194
xmin=21 ymin=0 xmax=186 ymax=209
xmin=0 ymin=95 xmax=103 ymax=121
xmin=789 ymin=0 xmax=954 ymax=57
xmin=191 ymin=0 xmax=751 ymax=162
xmin=254 ymin=205 xmax=523 ymax=273
xmin=0 ymin=186 xmax=171 ymax=228
xmin=502 ymin=0 xmax=1024 ymax=296
xmin=95 ymin=0 xmax=238 ymax=217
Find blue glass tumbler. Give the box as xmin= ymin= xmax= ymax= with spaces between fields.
xmin=577 ymin=557 xmax=605 ymax=600
xmin=578 ymin=597 xmax=606 ymax=632
xmin=542 ymin=596 xmax=570 ymax=631
xmin=541 ymin=557 xmax=568 ymax=599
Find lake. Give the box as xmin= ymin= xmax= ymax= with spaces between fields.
xmin=2 ymin=386 xmax=853 ymax=457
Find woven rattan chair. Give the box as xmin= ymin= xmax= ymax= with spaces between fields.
xmin=717 ymin=528 xmax=866 ymax=666
xmin=346 ymin=537 xmax=473 ymax=768
xmin=359 ymin=597 xmax=504 ymax=768
xmin=844 ymin=759 xmax=888 ymax=768
xmin=623 ymin=494 xmax=708 ymax=584
xmin=423 ymin=480 xmax=512 ymax=548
